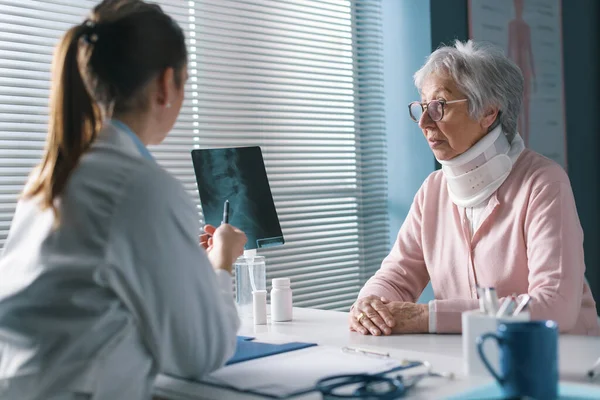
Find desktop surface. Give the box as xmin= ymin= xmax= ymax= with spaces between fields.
xmin=154 ymin=308 xmax=600 ymax=400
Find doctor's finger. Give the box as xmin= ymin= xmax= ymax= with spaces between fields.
xmin=203 ymin=224 xmax=217 ymax=235
xmin=199 ymin=236 xmax=209 ymax=249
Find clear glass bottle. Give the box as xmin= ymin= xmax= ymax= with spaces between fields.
xmin=234 ymin=255 xmax=266 ymax=317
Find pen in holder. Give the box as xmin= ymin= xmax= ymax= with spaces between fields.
xmin=462 ymin=309 xmax=530 ymax=376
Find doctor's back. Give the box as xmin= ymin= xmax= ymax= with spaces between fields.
xmin=0 ymin=1 xmax=245 ymax=399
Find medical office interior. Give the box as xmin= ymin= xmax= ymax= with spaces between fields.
xmin=1 ymin=0 xmax=600 ymax=399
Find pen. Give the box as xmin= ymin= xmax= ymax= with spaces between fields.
xmin=495 ymin=297 xmax=515 ymax=318
xmin=512 ymin=294 xmax=531 ymax=316
xmin=587 ymin=356 xmax=600 ymax=378
xmin=221 ymin=199 xmax=229 ymax=224
xmin=342 ymin=346 xmax=390 ymax=358
xmin=476 ymin=285 xmax=486 ymax=313
xmin=484 ymin=287 xmax=499 ymax=315
xmin=508 ymin=294 xmax=518 ymax=314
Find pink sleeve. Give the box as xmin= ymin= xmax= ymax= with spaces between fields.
xmin=431 ymin=180 xmax=586 ymax=333
xmin=522 ymin=180 xmax=585 ymax=331
xmin=358 ymin=183 xmax=430 ymax=303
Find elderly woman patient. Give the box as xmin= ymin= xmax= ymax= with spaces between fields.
xmin=350 ymin=40 xmax=600 ymax=336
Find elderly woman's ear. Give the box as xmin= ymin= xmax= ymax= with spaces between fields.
xmin=480 ymin=107 xmax=500 ymax=132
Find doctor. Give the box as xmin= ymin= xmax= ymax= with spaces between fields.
xmin=0 ymin=1 xmax=246 ymax=399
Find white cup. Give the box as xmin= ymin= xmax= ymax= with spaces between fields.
xmin=462 ymin=309 xmax=530 ymax=376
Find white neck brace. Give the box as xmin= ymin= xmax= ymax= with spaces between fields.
xmin=438 ymin=125 xmax=525 ymax=207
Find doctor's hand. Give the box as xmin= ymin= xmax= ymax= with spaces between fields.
xmin=385 ymin=301 xmax=429 ymax=334
xmin=199 ymin=224 xmax=216 ymax=251
xmin=201 ymin=223 xmax=247 ymax=274
xmin=349 ymin=295 xmax=396 ymax=336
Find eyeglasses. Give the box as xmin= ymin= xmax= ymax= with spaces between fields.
xmin=408 ymin=99 xmax=468 ymax=122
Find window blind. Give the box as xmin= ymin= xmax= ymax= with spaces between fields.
xmin=0 ymin=0 xmax=193 ymax=241
xmin=352 ymin=1 xmax=389 ymax=283
xmin=0 ymin=0 xmax=389 ymax=311
xmin=0 ymin=0 xmax=97 ymax=236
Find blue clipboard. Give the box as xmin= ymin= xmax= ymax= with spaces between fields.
xmin=226 ymin=336 xmax=317 ymax=365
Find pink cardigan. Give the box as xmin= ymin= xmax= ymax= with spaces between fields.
xmin=359 ymin=149 xmax=600 ymax=335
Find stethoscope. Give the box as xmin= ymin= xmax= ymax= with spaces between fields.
xmin=315 ymin=360 xmax=454 ymax=399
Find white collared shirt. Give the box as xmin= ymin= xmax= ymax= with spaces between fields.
xmin=427 ymin=199 xmax=489 ymax=333
xmin=0 ymin=123 xmax=239 ymax=400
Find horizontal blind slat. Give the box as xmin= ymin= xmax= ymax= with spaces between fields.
xmin=0 ymin=0 xmax=388 ymax=311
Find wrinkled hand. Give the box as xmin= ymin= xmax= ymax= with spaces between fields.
xmin=349 ymin=299 xmax=429 ymax=335
xmin=200 ymin=223 xmax=247 ymax=273
xmin=348 ymin=295 xmax=396 ymax=336
xmin=387 ymin=302 xmax=429 ymax=334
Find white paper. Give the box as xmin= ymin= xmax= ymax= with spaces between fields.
xmin=203 ymin=345 xmax=404 ymax=397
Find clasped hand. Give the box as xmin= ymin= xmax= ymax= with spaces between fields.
xmin=348 ymin=295 xmax=429 ymax=335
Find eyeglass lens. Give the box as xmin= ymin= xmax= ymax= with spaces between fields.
xmin=409 ymin=100 xmax=443 ymax=122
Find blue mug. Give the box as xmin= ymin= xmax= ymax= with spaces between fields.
xmin=476 ymin=320 xmax=559 ymax=400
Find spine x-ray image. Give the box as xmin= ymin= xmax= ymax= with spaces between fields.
xmin=191 ymin=146 xmax=284 ymax=250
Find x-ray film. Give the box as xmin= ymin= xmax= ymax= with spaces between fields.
xmin=191 ymin=146 xmax=284 ymax=250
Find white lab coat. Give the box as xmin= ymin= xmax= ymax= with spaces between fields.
xmin=0 ymin=123 xmax=239 ymax=400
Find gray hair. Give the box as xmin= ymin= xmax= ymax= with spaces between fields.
xmin=414 ymin=40 xmax=524 ymax=142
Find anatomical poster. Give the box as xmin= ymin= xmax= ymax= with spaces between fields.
xmin=469 ymin=0 xmax=567 ymax=169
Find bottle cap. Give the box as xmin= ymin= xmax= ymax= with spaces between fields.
xmin=272 ymin=278 xmax=290 ymax=288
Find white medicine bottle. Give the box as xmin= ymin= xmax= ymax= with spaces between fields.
xmin=270 ymin=278 xmax=293 ymax=322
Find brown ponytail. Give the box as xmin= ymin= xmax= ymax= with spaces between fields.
xmin=23 ymin=24 xmax=101 ymax=214
xmin=23 ymin=0 xmax=187 ymax=217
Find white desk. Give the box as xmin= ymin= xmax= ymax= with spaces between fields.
xmin=154 ymin=307 xmax=600 ymax=399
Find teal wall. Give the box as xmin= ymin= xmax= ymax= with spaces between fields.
xmin=382 ymin=0 xmax=435 ymax=303
xmin=562 ymin=0 xmax=600 ymax=305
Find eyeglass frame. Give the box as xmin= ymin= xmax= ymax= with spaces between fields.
xmin=408 ymin=99 xmax=468 ymax=122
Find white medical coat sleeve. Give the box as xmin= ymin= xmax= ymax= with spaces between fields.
xmin=103 ymin=165 xmax=239 ymax=380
